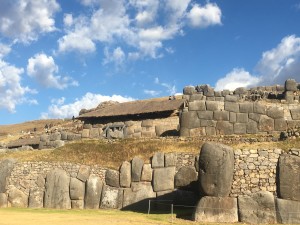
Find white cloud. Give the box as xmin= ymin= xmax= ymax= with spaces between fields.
xmin=63 ymin=14 xmax=73 ymax=27
xmin=103 ymin=47 xmax=126 ymax=66
xmin=256 ymin=35 xmax=300 ymax=85
xmin=187 ymin=3 xmax=222 ymax=28
xmin=41 ymin=92 xmax=135 ymax=119
xmin=0 ymin=0 xmax=60 ymax=43
xmin=0 ymin=43 xmax=11 ymax=59
xmin=58 ymin=0 xmax=222 ymax=62
xmin=215 ymin=35 xmax=300 ymax=90
xmin=144 ymin=89 xmax=161 ymax=96
xmin=27 ymin=53 xmax=78 ymax=89
xmin=215 ymin=68 xmax=261 ymax=91
xmin=0 ymin=60 xmax=36 ymax=112
xmin=165 ymin=0 xmax=191 ymax=24
xmin=154 ymin=77 xmax=177 ymax=95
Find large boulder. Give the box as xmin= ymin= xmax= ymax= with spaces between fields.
xmin=174 ymin=166 xmax=197 ymax=188
xmin=0 ymin=193 xmax=7 ymax=208
xmin=285 ymin=79 xmax=298 ymax=91
xmin=105 ymin=169 xmax=120 ymax=188
xmin=238 ymin=191 xmax=277 ymax=224
xmin=0 ymin=159 xmax=17 ymax=193
xmin=153 ymin=167 xmax=175 ymax=192
xmin=131 ymin=157 xmax=144 ymax=182
xmin=8 ymin=186 xmax=28 ymax=208
xmin=278 ymin=154 xmax=300 ymax=201
xmin=44 ymin=169 xmax=71 ymax=209
xmin=28 ymin=188 xmax=44 ymax=208
xmin=277 ymin=198 xmax=300 ymax=224
xmin=123 ymin=182 xmax=156 ymax=210
xmin=198 ymin=142 xmax=234 ymax=197
xmin=85 ymin=174 xmax=103 ymax=209
xmin=193 ymin=196 xmax=238 ymax=223
xmin=120 ymin=161 xmax=131 ymax=188
xmin=100 ymin=185 xmax=123 ymax=209
xmin=70 ymin=178 xmax=85 ymax=200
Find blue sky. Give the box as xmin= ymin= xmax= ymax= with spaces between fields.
xmin=1 ymin=0 xmax=300 ymax=124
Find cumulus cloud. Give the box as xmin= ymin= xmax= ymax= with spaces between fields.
xmin=215 ymin=68 xmax=261 ymax=91
xmin=256 ymin=35 xmax=300 ymax=85
xmin=0 ymin=0 xmax=60 ymax=43
xmin=58 ymin=0 xmax=222 ymax=63
xmin=0 ymin=60 xmax=36 ymax=112
xmin=215 ymin=35 xmax=300 ymax=90
xmin=187 ymin=3 xmax=222 ymax=28
xmin=41 ymin=92 xmax=135 ymax=119
xmin=27 ymin=53 xmax=78 ymax=89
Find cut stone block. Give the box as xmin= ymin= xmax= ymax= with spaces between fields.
xmin=193 ymin=196 xmax=238 ymax=223
xmin=153 ymin=167 xmax=175 ymax=192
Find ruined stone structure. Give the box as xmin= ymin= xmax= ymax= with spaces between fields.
xmin=180 ymin=79 xmax=300 ymax=137
xmin=1 ymin=143 xmax=300 ymax=223
xmin=77 ymin=98 xmax=184 ymax=139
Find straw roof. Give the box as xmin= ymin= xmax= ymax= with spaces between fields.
xmin=78 ymin=98 xmax=185 ymax=119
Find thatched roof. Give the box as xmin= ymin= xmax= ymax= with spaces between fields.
xmin=78 ymin=98 xmax=185 ymax=119
xmin=7 ymin=137 xmax=40 ymax=148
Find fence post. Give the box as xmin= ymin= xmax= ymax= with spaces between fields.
xmin=148 ymin=200 xmax=151 ymax=215
xmin=171 ymin=204 xmax=174 ymax=224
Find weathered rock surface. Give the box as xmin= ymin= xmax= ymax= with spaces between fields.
xmin=71 ymin=200 xmax=84 ymax=209
xmin=105 ymin=169 xmax=120 ymax=188
xmin=285 ymin=79 xmax=298 ymax=91
xmin=165 ymin=153 xmax=177 ymax=167
xmin=278 ymin=154 xmax=300 ymax=201
xmin=100 ymin=185 xmax=123 ymax=209
xmin=0 ymin=193 xmax=7 ymax=208
xmin=277 ymin=198 xmax=300 ymax=224
xmin=193 ymin=196 xmax=238 ymax=223
xmin=77 ymin=165 xmax=90 ymax=182
xmin=174 ymin=166 xmax=197 ymax=188
xmin=153 ymin=167 xmax=175 ymax=192
xmin=85 ymin=174 xmax=103 ymax=209
xmin=151 ymin=152 xmax=164 ymax=168
xmin=141 ymin=164 xmax=152 ymax=182
xmin=198 ymin=142 xmax=234 ymax=197
xmin=29 ymin=188 xmax=44 ymax=208
xmin=8 ymin=186 xmax=28 ymax=208
xmin=131 ymin=157 xmax=144 ymax=182
xmin=44 ymin=169 xmax=71 ymax=209
xmin=238 ymin=191 xmax=277 ymax=224
xmin=120 ymin=161 xmax=131 ymax=188
xmin=0 ymin=159 xmax=17 ymax=193
xmin=70 ymin=178 xmax=85 ymax=200
xmin=123 ymin=182 xmax=156 ymax=210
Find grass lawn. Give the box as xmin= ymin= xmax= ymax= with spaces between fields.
xmin=0 ymin=208 xmax=198 ymax=225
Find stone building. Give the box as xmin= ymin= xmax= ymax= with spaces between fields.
xmin=78 ymin=98 xmax=186 ymax=138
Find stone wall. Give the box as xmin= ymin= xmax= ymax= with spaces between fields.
xmin=81 ymin=116 xmax=180 ymax=139
xmin=180 ymin=79 xmax=300 ymax=137
xmin=1 ymin=147 xmax=300 ymax=210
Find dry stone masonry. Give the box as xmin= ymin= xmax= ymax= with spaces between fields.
xmin=1 ymin=143 xmax=300 ymax=223
xmin=181 ymin=79 xmax=300 ymax=137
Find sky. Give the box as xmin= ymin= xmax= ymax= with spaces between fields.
xmin=1 ymin=0 xmax=300 ymax=124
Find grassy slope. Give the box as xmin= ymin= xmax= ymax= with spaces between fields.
xmin=0 ymin=137 xmax=299 ymax=169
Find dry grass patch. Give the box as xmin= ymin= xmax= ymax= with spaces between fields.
xmin=0 ymin=139 xmax=204 ymax=169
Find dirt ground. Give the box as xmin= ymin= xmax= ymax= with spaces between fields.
xmin=0 ymin=208 xmax=196 ymax=225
